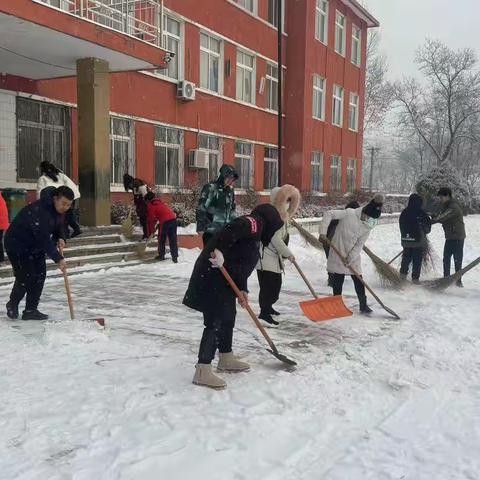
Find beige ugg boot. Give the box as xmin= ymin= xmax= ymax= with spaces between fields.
xmin=192 ymin=364 xmax=227 ymax=389
xmin=217 ymin=352 xmax=250 ymax=372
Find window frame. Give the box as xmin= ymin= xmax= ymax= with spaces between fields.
xmin=159 ymin=13 xmax=184 ymax=81
xmin=312 ymin=74 xmax=326 ymax=121
xmin=346 ymin=158 xmax=356 ymax=192
xmin=110 ymin=117 xmax=135 ymax=186
xmin=154 ymin=125 xmax=184 ymax=188
xmin=330 ymin=155 xmax=342 ymax=192
xmin=234 ymin=141 xmax=255 ymax=189
xmin=16 ymin=97 xmax=71 ymax=183
xmin=311 ymin=151 xmax=324 ymax=193
xmin=200 ymin=32 xmax=223 ymax=94
xmin=232 ymin=0 xmax=257 ymax=15
xmin=334 ymin=10 xmax=346 ymax=57
xmin=315 ymin=0 xmax=329 ymax=45
xmin=351 ymin=24 xmax=362 ymax=67
xmin=266 ymin=62 xmax=279 ymax=112
xmin=236 ymin=49 xmax=256 ymax=105
xmin=332 ymin=84 xmax=344 ymax=128
xmin=198 ymin=133 xmax=223 ymax=183
xmin=267 ymin=0 xmax=285 ymax=31
xmin=263 ymin=146 xmax=279 ymax=190
xmin=348 ymin=92 xmax=360 ymax=132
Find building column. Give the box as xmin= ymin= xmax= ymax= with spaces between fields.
xmin=76 ymin=58 xmax=110 ymax=226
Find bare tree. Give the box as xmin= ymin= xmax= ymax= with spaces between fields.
xmin=393 ymin=39 xmax=480 ymax=165
xmin=364 ymin=30 xmax=394 ymax=132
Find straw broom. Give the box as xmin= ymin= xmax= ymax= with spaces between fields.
xmin=422 ymin=256 xmax=480 ymax=290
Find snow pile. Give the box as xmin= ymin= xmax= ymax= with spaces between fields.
xmin=0 ymin=217 xmax=479 ymax=479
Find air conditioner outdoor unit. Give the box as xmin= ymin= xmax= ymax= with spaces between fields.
xmin=189 ymin=149 xmax=209 ymax=169
xmin=177 ymin=80 xmax=196 ymax=101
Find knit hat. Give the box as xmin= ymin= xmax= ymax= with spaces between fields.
xmin=362 ymin=194 xmax=384 ymax=219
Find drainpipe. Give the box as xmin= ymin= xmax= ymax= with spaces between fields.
xmin=277 ymin=0 xmax=283 ymax=186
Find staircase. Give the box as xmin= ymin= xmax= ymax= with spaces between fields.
xmin=0 ymin=226 xmax=159 ymax=285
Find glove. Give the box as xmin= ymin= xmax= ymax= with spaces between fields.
xmin=209 ymin=249 xmax=225 ymax=269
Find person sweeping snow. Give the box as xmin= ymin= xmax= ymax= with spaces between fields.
xmin=123 ymin=174 xmax=149 ymax=240
xmin=399 ymin=193 xmax=432 ymax=283
xmin=183 ymin=204 xmax=284 ymax=390
xmin=256 ymin=185 xmax=300 ymax=326
xmin=319 ymin=194 xmax=384 ymax=314
xmin=145 ymin=192 xmax=178 ymax=263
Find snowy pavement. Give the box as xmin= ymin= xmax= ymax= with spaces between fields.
xmin=1 ymin=217 xmax=480 ymax=480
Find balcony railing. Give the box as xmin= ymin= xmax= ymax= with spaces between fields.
xmin=36 ymin=0 xmax=163 ymax=48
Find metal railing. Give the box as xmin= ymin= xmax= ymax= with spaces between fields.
xmin=36 ymin=0 xmax=163 ymax=48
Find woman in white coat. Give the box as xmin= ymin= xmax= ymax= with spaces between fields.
xmin=256 ymin=185 xmax=301 ymax=325
xmin=319 ymin=194 xmax=384 ymax=314
xmin=37 ymin=161 xmax=81 ymax=237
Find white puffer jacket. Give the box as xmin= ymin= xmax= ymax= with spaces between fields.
xmin=37 ymin=172 xmax=81 ymax=200
xmin=319 ymin=207 xmax=371 ymax=275
xmin=256 ymin=185 xmax=300 ymax=274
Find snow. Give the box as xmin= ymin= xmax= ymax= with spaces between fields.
xmin=1 ymin=217 xmax=480 ymax=479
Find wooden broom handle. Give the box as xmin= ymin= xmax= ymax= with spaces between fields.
xmin=219 ymin=266 xmax=277 ymax=352
xmin=60 ymin=247 xmax=75 ymax=320
xmin=292 ymin=259 xmax=318 ymax=299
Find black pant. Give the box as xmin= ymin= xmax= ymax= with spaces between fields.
xmin=330 ymin=273 xmax=367 ymax=307
xmin=8 ymin=253 xmax=47 ymax=311
xmin=65 ymin=201 xmax=80 ymax=236
xmin=443 ymin=239 xmax=464 ymax=277
xmin=257 ymin=270 xmax=282 ymax=313
xmin=202 ymin=232 xmax=214 ymax=247
xmin=400 ymin=248 xmax=424 ymax=280
xmin=139 ymin=214 xmax=148 ymax=239
xmin=0 ymin=230 xmax=4 ymax=262
xmin=158 ymin=219 xmax=178 ymax=259
xmin=198 ymin=306 xmax=236 ymax=364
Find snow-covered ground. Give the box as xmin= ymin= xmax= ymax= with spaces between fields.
xmin=1 ymin=217 xmax=479 ymax=480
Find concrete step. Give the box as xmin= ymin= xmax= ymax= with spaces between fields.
xmin=62 ymin=241 xmax=142 ymax=259
xmin=65 ymin=234 xmax=122 ymax=247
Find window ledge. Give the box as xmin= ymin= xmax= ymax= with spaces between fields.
xmin=348 ymin=128 xmax=359 ymax=133
xmin=313 ymin=116 xmax=326 ymax=122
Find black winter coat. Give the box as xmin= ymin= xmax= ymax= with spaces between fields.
xmin=4 ymin=188 xmax=65 ymax=262
xmin=399 ymin=195 xmax=431 ymax=249
xmin=184 ymin=206 xmax=283 ymax=314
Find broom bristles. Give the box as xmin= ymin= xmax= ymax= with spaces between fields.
xmin=291 ymin=219 xmax=328 ymax=251
xmin=422 ymin=256 xmax=480 ymax=290
xmin=363 ymin=246 xmax=407 ymax=288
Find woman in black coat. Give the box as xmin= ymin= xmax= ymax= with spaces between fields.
xmin=399 ymin=193 xmax=431 ymax=283
xmin=183 ymin=203 xmax=284 ymax=390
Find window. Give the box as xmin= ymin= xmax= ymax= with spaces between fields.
xmin=266 ymin=63 xmax=279 ymax=111
xmin=236 ymin=50 xmax=256 ymax=104
xmin=312 ymin=75 xmax=326 ymax=120
xmin=330 ymin=155 xmax=341 ymax=191
xmin=154 ymin=126 xmax=183 ymax=187
xmin=315 ymin=0 xmax=328 ymax=44
xmin=349 ymin=92 xmax=359 ymax=131
xmin=198 ymin=134 xmax=222 ymax=183
xmin=347 ymin=158 xmax=356 ymax=192
xmin=200 ymin=32 xmax=222 ymax=93
xmin=268 ymin=0 xmax=285 ymax=30
xmin=234 ymin=141 xmax=254 ymax=189
xmin=110 ymin=117 xmax=134 ymax=184
xmin=232 ymin=0 xmax=256 ymax=14
xmin=264 ymin=147 xmax=278 ymax=190
xmin=16 ymin=98 xmax=70 ymax=182
xmin=162 ymin=15 xmax=182 ymax=80
xmin=311 ymin=152 xmax=324 ymax=192
xmin=335 ymin=11 xmax=346 ymax=56
xmin=332 ymin=85 xmax=344 ymax=127
xmin=351 ymin=25 xmax=361 ymax=66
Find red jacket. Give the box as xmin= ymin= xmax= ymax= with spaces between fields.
xmin=147 ymin=198 xmax=176 ymax=236
xmin=0 ymin=192 xmax=9 ymax=231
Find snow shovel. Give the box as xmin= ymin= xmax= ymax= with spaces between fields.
xmin=60 ymin=248 xmax=105 ymax=327
xmin=121 ymin=206 xmax=134 ymax=239
xmin=323 ymin=238 xmax=401 ymax=320
xmin=219 ymin=266 xmax=297 ymax=367
xmin=292 ymin=259 xmax=353 ymax=322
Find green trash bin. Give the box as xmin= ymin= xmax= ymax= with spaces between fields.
xmin=1 ymin=188 xmax=27 ymax=222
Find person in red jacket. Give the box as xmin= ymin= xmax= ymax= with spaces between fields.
xmin=145 ymin=192 xmax=178 ymax=263
xmin=0 ymin=191 xmax=9 ymax=263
